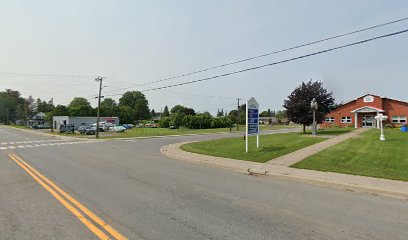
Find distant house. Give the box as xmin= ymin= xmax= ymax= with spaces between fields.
xmin=259 ymin=117 xmax=277 ymax=125
xmin=52 ymin=116 xmax=120 ymax=130
xmin=27 ymin=112 xmax=46 ymax=127
xmin=321 ymin=94 xmax=408 ymax=128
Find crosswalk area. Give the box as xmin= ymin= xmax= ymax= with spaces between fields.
xmin=0 ymin=139 xmax=99 ymax=151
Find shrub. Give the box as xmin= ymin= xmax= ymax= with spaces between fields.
xmin=158 ymin=117 xmax=171 ymax=128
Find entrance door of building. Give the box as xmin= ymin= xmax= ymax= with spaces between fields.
xmin=362 ymin=115 xmax=374 ymax=127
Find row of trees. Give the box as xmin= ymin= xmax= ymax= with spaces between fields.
xmin=2 ymin=80 xmax=335 ymax=133
xmin=0 ymin=89 xmax=152 ymax=125
xmin=159 ymin=105 xmax=232 ymax=129
xmin=45 ymin=91 xmax=151 ymax=124
xmin=0 ymin=90 xmax=56 ymax=124
xmin=0 ymin=89 xmax=27 ymax=124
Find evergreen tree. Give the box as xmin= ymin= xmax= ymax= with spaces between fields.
xmin=162 ymin=105 xmax=170 ymax=117
xmin=150 ymin=109 xmax=156 ymax=118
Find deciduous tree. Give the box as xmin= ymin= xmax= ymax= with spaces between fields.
xmin=283 ymin=80 xmax=335 ymax=133
xmin=119 ymin=91 xmax=150 ymax=120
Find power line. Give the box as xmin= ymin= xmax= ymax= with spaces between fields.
xmin=100 ymin=16 xmax=408 ymax=96
xmin=103 ymin=28 xmax=408 ymax=97
xmin=152 ymin=89 xmax=236 ymax=100
xmin=0 ymin=72 xmax=94 ymax=78
xmin=0 ymin=82 xmax=95 ymax=86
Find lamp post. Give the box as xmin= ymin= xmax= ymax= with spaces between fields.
xmin=311 ymin=98 xmax=318 ymax=136
xmin=374 ymin=113 xmax=388 ymax=141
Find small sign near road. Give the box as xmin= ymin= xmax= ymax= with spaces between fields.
xmin=246 ymin=97 xmax=259 ymax=152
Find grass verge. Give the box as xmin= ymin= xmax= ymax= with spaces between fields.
xmin=303 ymin=127 xmax=355 ymax=136
xmin=181 ymin=133 xmax=326 ymax=163
xmin=292 ymin=128 xmax=408 ymax=181
xmin=94 ymin=124 xmax=300 ymax=139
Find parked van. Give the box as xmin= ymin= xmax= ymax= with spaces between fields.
xmin=91 ymin=122 xmax=114 ymax=132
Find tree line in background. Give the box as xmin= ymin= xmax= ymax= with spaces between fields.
xmin=158 ymin=105 xmax=233 ymax=129
xmin=0 ymin=89 xmax=152 ymax=125
xmin=1 ymin=80 xmax=333 ymax=131
xmin=0 ymin=89 xmax=284 ymax=129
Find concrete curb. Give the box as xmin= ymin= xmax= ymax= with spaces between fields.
xmin=248 ymin=168 xmax=408 ymax=200
xmin=162 ymin=141 xmax=408 ymax=201
xmin=160 ymin=142 xmax=261 ymax=174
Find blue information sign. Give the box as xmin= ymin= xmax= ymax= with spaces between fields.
xmin=245 ymin=97 xmax=260 ymax=152
xmin=247 ymin=109 xmax=259 ymax=135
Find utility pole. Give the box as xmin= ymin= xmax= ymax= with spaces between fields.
xmin=236 ymin=98 xmax=241 ymax=131
xmin=6 ymin=108 xmax=9 ymax=125
xmin=50 ymin=98 xmax=54 ymax=132
xmin=95 ymin=76 xmax=105 ymax=138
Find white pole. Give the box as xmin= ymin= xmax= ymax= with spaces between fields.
xmin=256 ymin=134 xmax=259 ymax=148
xmin=246 ymin=102 xmax=248 ymax=153
xmin=380 ymin=118 xmax=385 ymax=141
xmin=256 ymin=106 xmax=259 ymax=148
xmin=246 ymin=134 xmax=248 ymax=153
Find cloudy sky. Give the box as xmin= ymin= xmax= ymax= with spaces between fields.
xmin=1 ymin=0 xmax=408 ymax=114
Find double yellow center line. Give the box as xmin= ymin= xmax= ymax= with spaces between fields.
xmin=8 ymin=153 xmax=128 ymax=240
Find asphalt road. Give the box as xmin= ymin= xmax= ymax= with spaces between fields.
xmin=1 ymin=125 xmax=407 ymax=240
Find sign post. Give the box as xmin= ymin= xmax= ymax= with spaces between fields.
xmin=246 ymin=97 xmax=259 ymax=153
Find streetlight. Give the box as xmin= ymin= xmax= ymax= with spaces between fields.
xmin=374 ymin=113 xmax=388 ymax=141
xmin=311 ymin=98 xmax=318 ymax=136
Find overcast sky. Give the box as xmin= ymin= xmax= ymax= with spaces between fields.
xmin=1 ymin=0 xmax=408 ymax=114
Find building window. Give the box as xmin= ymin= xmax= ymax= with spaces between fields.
xmin=341 ymin=117 xmax=352 ymax=123
xmin=364 ymin=95 xmax=374 ymax=103
xmin=392 ymin=116 xmax=407 ymax=123
xmin=325 ymin=117 xmax=335 ymax=123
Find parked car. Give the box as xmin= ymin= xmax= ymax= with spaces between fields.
xmin=91 ymin=122 xmax=113 ymax=132
xmin=59 ymin=124 xmax=75 ymax=133
xmin=145 ymin=121 xmax=158 ymax=128
xmin=32 ymin=124 xmax=51 ymax=129
xmin=122 ymin=124 xmax=134 ymax=129
xmin=78 ymin=125 xmax=87 ymax=134
xmin=135 ymin=123 xmax=145 ymax=128
xmin=112 ymin=125 xmax=126 ymax=133
xmin=169 ymin=125 xmax=177 ymax=129
xmin=78 ymin=126 xmax=95 ymax=135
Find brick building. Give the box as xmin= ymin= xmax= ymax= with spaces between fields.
xmin=321 ymin=94 xmax=408 ymax=128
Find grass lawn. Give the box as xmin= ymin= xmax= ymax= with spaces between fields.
xmin=259 ymin=123 xmax=300 ymax=131
xmin=45 ymin=127 xmax=246 ymax=139
xmin=92 ymin=124 xmax=301 ymax=139
xmin=181 ymin=133 xmax=326 ymax=163
xmin=36 ymin=124 xmax=300 ymax=139
xmin=292 ymin=128 xmax=408 ymax=181
xmin=303 ymin=127 xmax=355 ymax=136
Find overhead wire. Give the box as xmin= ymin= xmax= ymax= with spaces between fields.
xmin=0 ymin=72 xmax=94 ymax=78
xmin=100 ymin=16 xmax=408 ymax=96
xmin=102 ymin=28 xmax=408 ymax=96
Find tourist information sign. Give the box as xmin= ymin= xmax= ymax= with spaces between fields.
xmin=246 ymin=97 xmax=259 ymax=152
